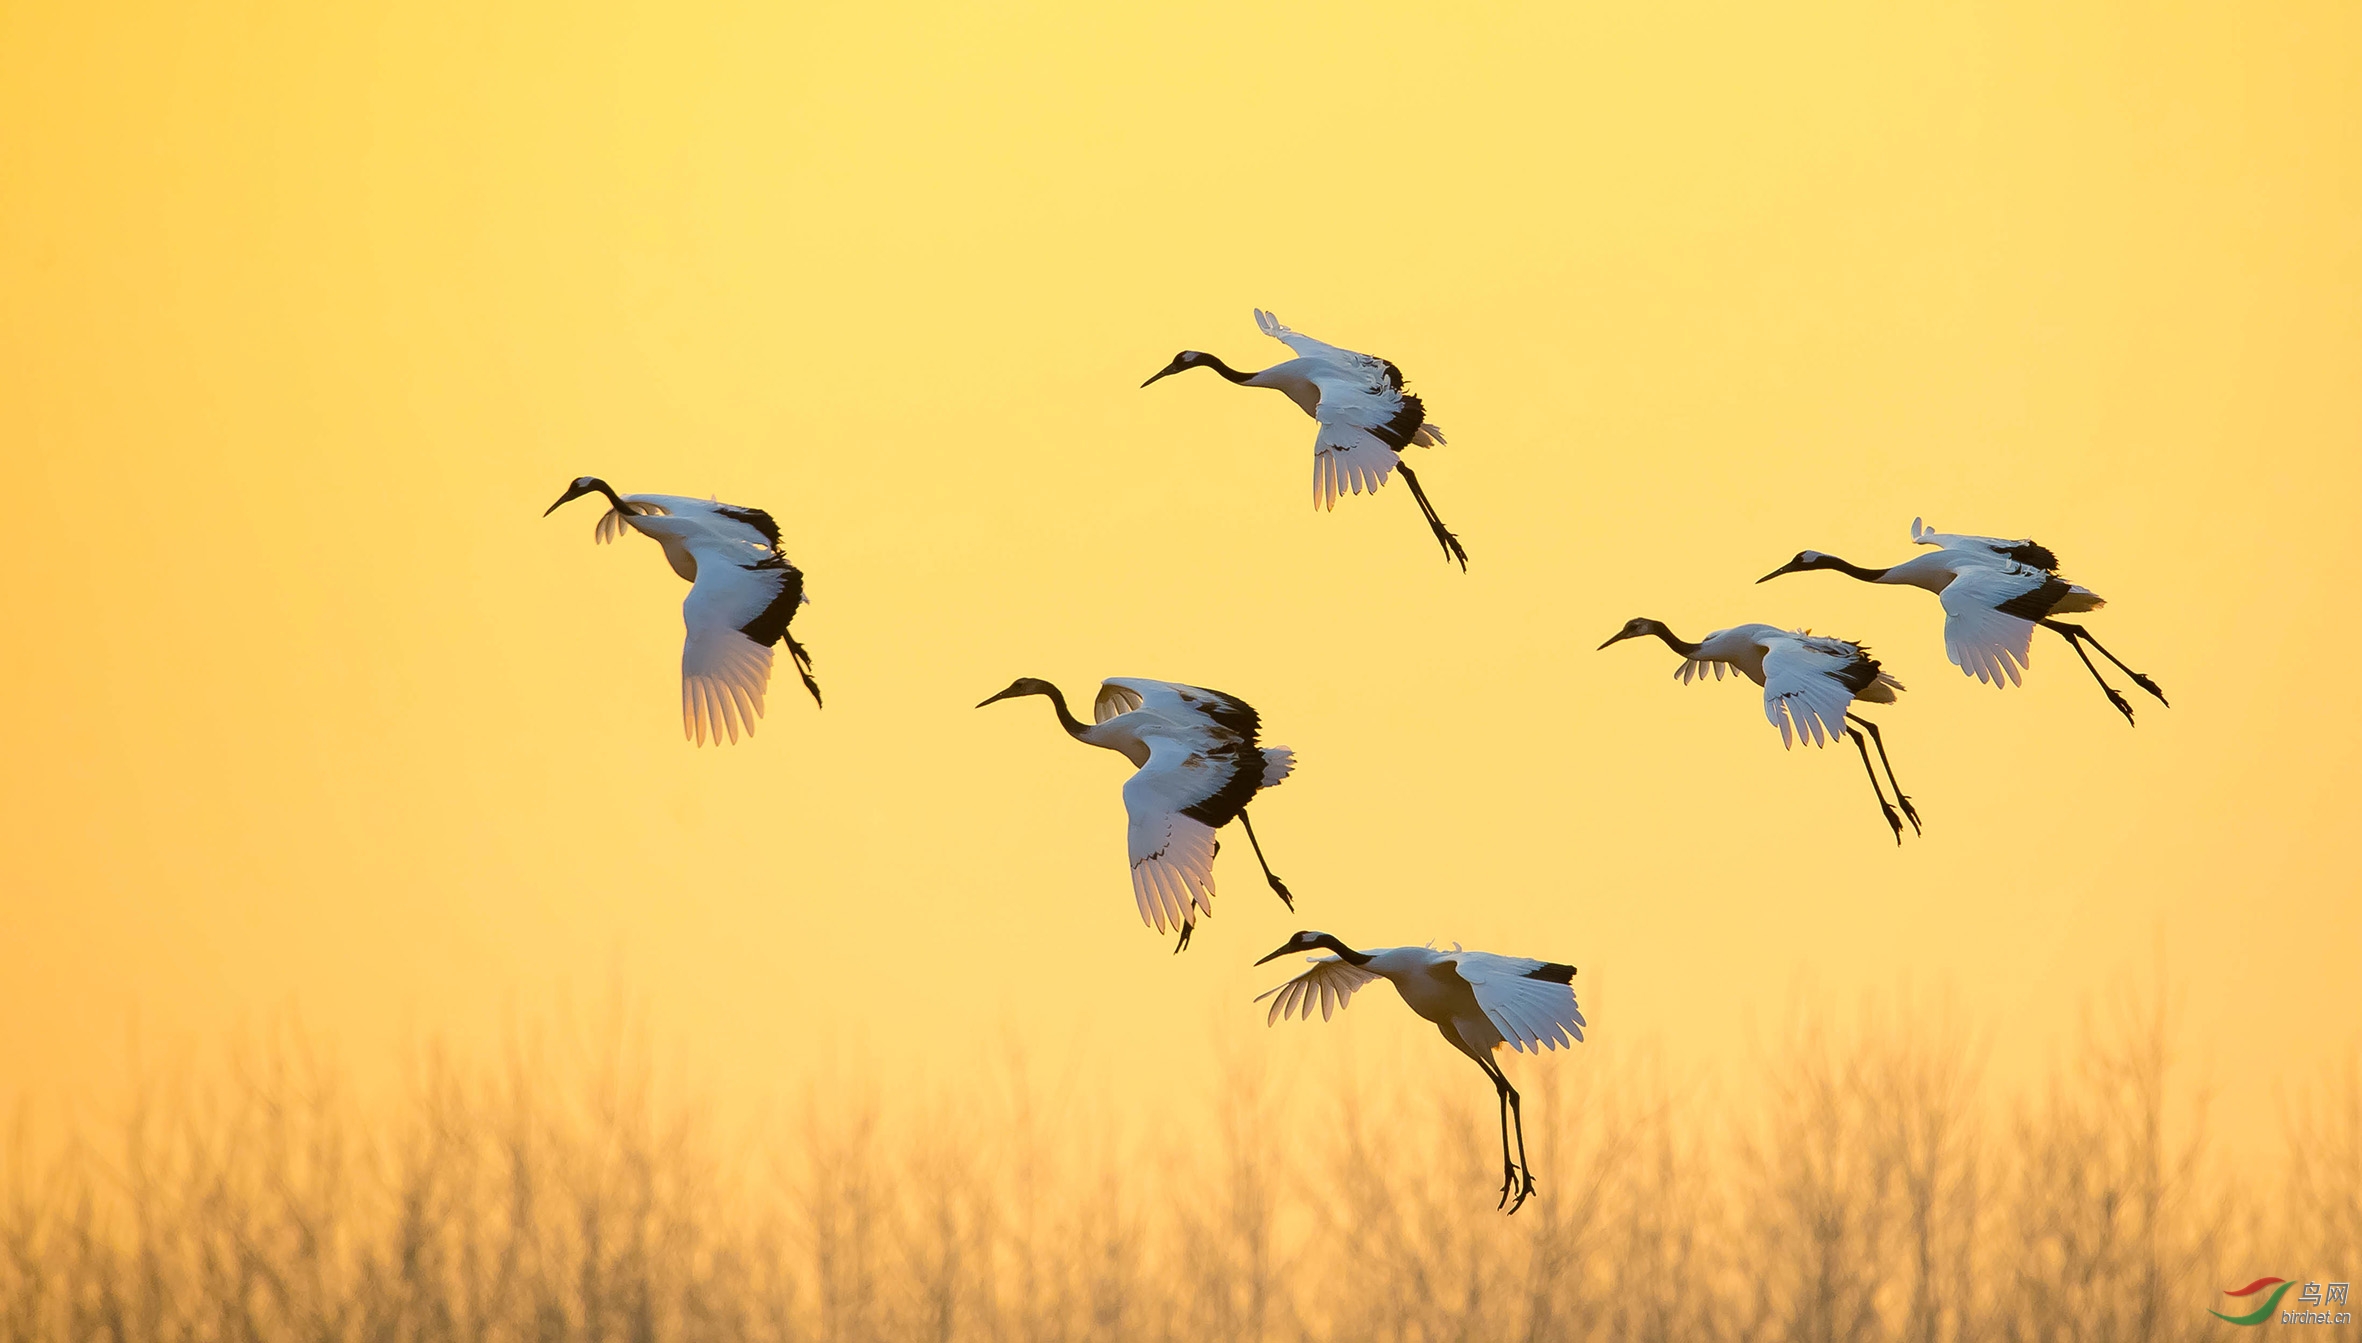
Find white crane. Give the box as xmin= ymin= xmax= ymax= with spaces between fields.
xmin=1758 ymin=517 xmax=2168 ymax=725
xmin=977 ymin=677 xmax=1295 ymax=951
xmin=1141 ymin=309 xmax=1467 ymax=569
xmin=1256 ymin=930 xmax=1585 ymax=1213
xmin=1599 ymin=619 xmax=1921 ymax=842
xmin=544 ymin=476 xmax=821 ymax=744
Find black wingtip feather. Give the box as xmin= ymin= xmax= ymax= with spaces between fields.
xmin=713 ymin=504 xmax=784 ymax=551
xmin=733 ymin=557 xmax=807 ymax=649
xmin=1524 ymin=962 xmax=1577 ymax=984
xmin=2005 ymin=541 xmax=2060 ymax=573
xmin=1372 ymin=392 xmax=1426 ymax=450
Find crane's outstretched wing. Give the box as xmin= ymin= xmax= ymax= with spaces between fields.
xmin=1443 ymin=952 xmax=1587 ymax=1053
xmin=1121 ymin=730 xmax=1258 ymax=933
xmin=1093 ymin=680 xmax=1145 ymax=723
xmin=600 ymin=494 xmax=781 ymax=554
xmin=1311 ymin=421 xmax=1403 ymax=510
xmin=1099 ymin=679 xmax=1265 ymax=740
xmin=1939 ymin=565 xmax=2047 ymax=687
xmin=1911 ymin=517 xmax=2058 ymax=573
xmin=1761 ymin=637 xmax=1869 ymax=748
xmin=1255 ymin=308 xmax=1383 ymax=369
xmin=596 ymin=499 xmax=668 ymax=544
xmin=1256 ymin=956 xmax=1385 ymax=1024
xmin=678 ymin=547 xmax=801 ymax=745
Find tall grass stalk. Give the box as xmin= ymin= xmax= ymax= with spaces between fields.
xmin=0 ymin=998 xmax=2348 ymax=1342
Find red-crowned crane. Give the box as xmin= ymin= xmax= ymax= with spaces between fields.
xmin=1759 ymin=517 xmax=2167 ymax=725
xmin=1142 ymin=309 xmax=1466 ymax=568
xmin=545 ymin=477 xmax=820 ymax=744
xmin=1599 ymin=619 xmax=1920 ymax=842
xmin=1256 ymin=930 xmax=1585 ymax=1213
xmin=977 ymin=677 xmax=1294 ymax=952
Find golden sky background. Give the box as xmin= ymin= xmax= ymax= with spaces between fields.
xmin=3 ymin=1 xmax=2357 ymax=1152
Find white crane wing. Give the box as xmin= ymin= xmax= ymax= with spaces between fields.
xmin=1098 ymin=678 xmax=1265 ymax=739
xmin=1097 ymin=677 xmax=1206 ymax=722
xmin=677 ymin=540 xmax=799 ymax=745
xmin=600 ymin=494 xmax=783 ymax=554
xmin=1256 ymin=956 xmax=1385 ymax=1024
xmin=1760 ymin=637 xmax=1862 ymax=749
xmin=1121 ymin=729 xmax=1248 ymax=933
xmin=1910 ymin=518 xmax=2058 ymax=572
xmin=1443 ymin=952 xmax=1587 ymax=1054
xmin=1938 ymin=565 xmax=2044 ymax=687
xmin=1254 ymin=308 xmax=1382 ymax=369
xmin=1093 ymin=681 xmax=1146 ymax=722
xmin=1311 ymin=421 xmax=1403 ymax=510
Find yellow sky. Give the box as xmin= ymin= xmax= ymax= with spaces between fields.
xmin=2 ymin=0 xmax=2356 ymax=1152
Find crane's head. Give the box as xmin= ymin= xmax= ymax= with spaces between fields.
xmin=543 ymin=476 xmax=618 ymax=516
xmin=976 ymin=677 xmax=1059 ymax=709
xmin=1597 ymin=617 xmax=1674 ymax=651
xmin=1256 ymin=930 xmax=1350 ymax=965
xmin=1758 ymin=550 xmax=1837 ymax=583
xmin=1140 ymin=351 xmax=1215 ymax=387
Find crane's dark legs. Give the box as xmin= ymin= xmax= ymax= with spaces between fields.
xmin=1172 ymin=920 xmax=1194 ymax=954
xmin=1235 ymin=809 xmax=1293 ymax=911
xmin=1505 ymin=1084 xmax=1536 ymax=1214
xmin=1479 ymin=1059 xmax=1518 ymax=1209
xmin=783 ymin=632 xmax=823 ymax=708
xmin=1847 ymin=727 xmax=1907 ymax=845
xmin=1846 ymin=713 xmax=1920 ymax=835
xmin=2042 ymin=620 xmax=2167 ymax=712
xmin=1393 ymin=462 xmax=1469 ymax=571
xmin=2039 ymin=621 xmax=2135 ymax=724
xmin=1470 ymin=1051 xmax=1535 ymax=1213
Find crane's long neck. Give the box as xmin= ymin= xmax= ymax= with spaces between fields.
xmin=585 ymin=478 xmax=633 ymax=514
xmin=1313 ymin=934 xmax=1374 ymax=967
xmin=1645 ymin=625 xmax=1701 ymax=658
xmin=1197 ymin=355 xmax=1256 ymax=385
xmin=1036 ymin=685 xmax=1091 ymax=741
xmin=1821 ymin=555 xmax=1894 ymax=583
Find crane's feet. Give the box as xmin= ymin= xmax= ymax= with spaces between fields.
xmin=1877 ymin=801 xmax=1905 ymax=845
xmin=1266 ymin=874 xmax=1295 ymax=912
xmin=2104 ymin=686 xmax=2137 ymax=726
xmin=1505 ymin=1170 xmax=1537 ymax=1216
xmin=2131 ymin=672 xmax=2169 ymax=705
xmin=1172 ymin=922 xmax=1195 ymax=954
xmin=1895 ymin=793 xmax=1923 ymax=836
xmin=1497 ymin=1162 xmax=1519 ymax=1210
xmin=1433 ymin=525 xmax=1470 ymax=571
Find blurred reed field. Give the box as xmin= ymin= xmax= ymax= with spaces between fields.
xmin=3 ymin=992 xmax=2356 ymax=1343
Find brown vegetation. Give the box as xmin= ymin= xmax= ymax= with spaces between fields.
xmin=1 ymin=996 xmax=2353 ymax=1342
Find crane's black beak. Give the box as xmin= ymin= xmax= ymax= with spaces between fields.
xmin=543 ymin=489 xmax=583 ymax=516
xmin=1757 ymin=563 xmax=1796 ymax=583
xmin=975 ymin=684 xmax=1023 ymax=708
xmin=1140 ymin=356 xmax=1188 ymax=388
xmin=1254 ymin=941 xmax=1298 ymax=966
xmin=1597 ymin=630 xmax=1635 ymax=650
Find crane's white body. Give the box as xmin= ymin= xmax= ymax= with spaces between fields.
xmin=1863 ymin=522 xmax=2105 ymax=688
xmin=557 ymin=484 xmax=815 ymax=745
xmin=1765 ymin=518 xmax=2162 ymax=724
xmin=1258 ymin=930 xmax=1582 ymax=1212
xmin=1062 ymin=678 xmax=1294 ymax=935
xmin=1260 ymin=943 xmax=1586 ymax=1061
xmin=1250 ymin=309 xmax=1446 ymax=509
xmin=1672 ymin=624 xmax=1903 ymax=748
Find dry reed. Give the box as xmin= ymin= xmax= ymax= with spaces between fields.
xmin=1 ymin=993 xmax=2354 ymax=1343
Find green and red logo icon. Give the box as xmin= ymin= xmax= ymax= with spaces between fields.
xmin=2211 ymin=1278 xmax=2295 ymax=1326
